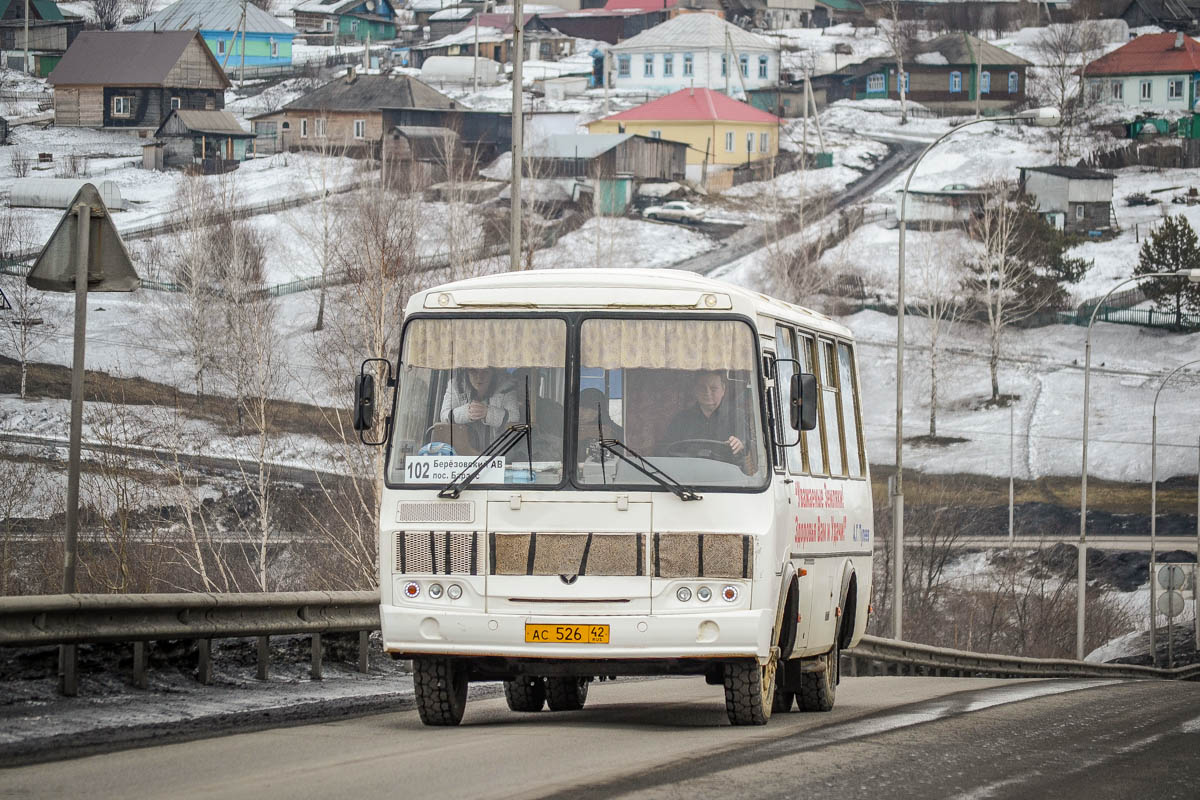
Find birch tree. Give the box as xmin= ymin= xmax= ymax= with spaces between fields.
xmin=873 ymin=0 xmax=919 ymax=125
xmin=1032 ymin=21 xmax=1106 ymax=164
xmin=0 ymin=210 xmax=56 ymax=399
xmin=911 ymin=228 xmax=965 ymax=437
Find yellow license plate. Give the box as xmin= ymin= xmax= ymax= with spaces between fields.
xmin=525 ymin=624 xmax=610 ymax=644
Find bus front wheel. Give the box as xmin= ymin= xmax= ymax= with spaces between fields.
xmin=724 ymin=652 xmax=777 ymax=725
xmin=413 ymin=656 xmax=468 ymax=726
xmin=797 ymin=641 xmax=837 ymax=712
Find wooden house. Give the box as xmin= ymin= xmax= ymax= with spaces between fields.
xmin=292 ymin=0 xmax=397 ymax=44
xmin=539 ymin=8 xmax=667 ymax=45
xmin=126 ymin=0 xmax=296 ymax=68
xmin=412 ymin=13 xmax=573 ymax=68
xmin=153 ymin=109 xmax=256 ymax=172
xmin=1019 ymin=166 xmax=1116 ymax=235
xmin=48 ymin=31 xmax=230 ymax=133
xmin=844 ymin=33 xmax=1030 ymax=114
xmin=524 ymin=133 xmax=687 ymax=180
xmin=251 ymin=69 xmax=455 ymax=156
xmin=0 ymin=0 xmax=83 ymax=74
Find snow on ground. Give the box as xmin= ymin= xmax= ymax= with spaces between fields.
xmin=532 ymin=216 xmax=716 ymax=271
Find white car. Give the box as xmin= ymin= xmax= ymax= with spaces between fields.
xmin=642 ymin=201 xmax=705 ymax=223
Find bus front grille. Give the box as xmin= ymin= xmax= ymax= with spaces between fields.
xmin=396 ymin=501 xmax=473 ymax=524
xmin=490 ymin=533 xmax=645 ymax=577
xmin=395 ymin=530 xmax=484 ymax=575
xmin=654 ymin=533 xmax=750 ymax=579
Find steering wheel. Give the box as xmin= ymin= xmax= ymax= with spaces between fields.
xmin=666 ymin=438 xmax=734 ymax=459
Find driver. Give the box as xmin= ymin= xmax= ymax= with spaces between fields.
xmin=662 ymin=371 xmax=746 ymax=462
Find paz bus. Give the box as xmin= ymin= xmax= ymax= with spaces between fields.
xmin=353 ymin=269 xmax=874 ymax=726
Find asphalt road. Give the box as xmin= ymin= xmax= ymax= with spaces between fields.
xmin=2 ymin=676 xmax=1197 ymax=800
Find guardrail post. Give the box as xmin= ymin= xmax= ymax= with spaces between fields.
xmin=133 ymin=641 xmax=148 ymax=689
xmin=59 ymin=644 xmax=78 ymax=697
xmin=197 ymin=639 xmax=213 ymax=685
xmin=358 ymin=630 xmax=369 ymax=674
xmin=311 ymin=634 xmax=322 ymax=680
xmin=257 ymin=636 xmax=270 ymax=680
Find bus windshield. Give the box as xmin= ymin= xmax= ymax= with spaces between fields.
xmin=388 ymin=317 xmax=567 ymax=487
xmin=575 ymin=318 xmax=767 ymax=490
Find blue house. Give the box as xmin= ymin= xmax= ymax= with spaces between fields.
xmin=126 ymin=0 xmax=295 ymax=67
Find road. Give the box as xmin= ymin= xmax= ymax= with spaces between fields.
xmin=3 ymin=676 xmax=1197 ymax=799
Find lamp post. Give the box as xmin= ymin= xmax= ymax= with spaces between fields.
xmin=1077 ymin=268 xmax=1200 ymax=659
xmin=1148 ymin=357 xmax=1200 ymax=666
xmin=894 ymin=106 xmax=1060 ymax=640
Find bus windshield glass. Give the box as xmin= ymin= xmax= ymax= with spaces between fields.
xmin=388 ymin=317 xmax=567 ymax=487
xmin=575 ymin=318 xmax=767 ymax=490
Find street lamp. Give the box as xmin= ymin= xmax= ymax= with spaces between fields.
xmin=1148 ymin=357 xmax=1200 ymax=666
xmin=1077 ymin=268 xmax=1200 ymax=659
xmin=893 ymin=106 xmax=1060 ymax=640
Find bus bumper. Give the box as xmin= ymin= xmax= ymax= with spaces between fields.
xmin=380 ymin=605 xmax=775 ymax=661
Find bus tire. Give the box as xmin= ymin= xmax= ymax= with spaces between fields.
xmin=797 ymin=642 xmax=837 ymax=713
xmin=413 ymin=656 xmax=468 ymax=726
xmin=504 ymin=676 xmax=546 ymax=712
xmin=724 ymin=653 xmax=776 ymax=726
xmin=546 ymin=677 xmax=589 ymax=711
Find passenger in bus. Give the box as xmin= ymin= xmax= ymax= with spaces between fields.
xmin=577 ymin=388 xmax=624 ymax=461
xmin=439 ymin=367 xmax=521 ymax=450
xmin=662 ymin=371 xmax=746 ymax=463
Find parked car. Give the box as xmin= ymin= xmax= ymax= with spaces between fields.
xmin=642 ymin=201 xmax=705 ymax=223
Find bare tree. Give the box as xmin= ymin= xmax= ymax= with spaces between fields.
xmin=88 ymin=0 xmax=127 ymax=29
xmin=1032 ymin=21 xmax=1106 ymax=164
xmin=910 ymin=227 xmax=965 ymax=437
xmin=0 ymin=456 xmax=37 ymax=596
xmin=872 ymin=1 xmax=920 ymax=125
xmin=0 ymin=210 xmax=57 ymax=399
xmin=127 ymin=0 xmax=153 ymax=20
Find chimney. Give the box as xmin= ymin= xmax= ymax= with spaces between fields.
xmin=346 ymin=65 xmax=357 ymax=83
xmin=1176 ymin=31 xmax=1185 ymax=49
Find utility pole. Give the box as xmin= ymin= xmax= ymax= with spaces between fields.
xmin=1008 ymin=404 xmax=1014 ymax=542
xmin=23 ymin=0 xmax=30 ymax=75
xmin=240 ymin=0 xmax=247 ymax=89
xmin=509 ymin=0 xmax=524 ymax=272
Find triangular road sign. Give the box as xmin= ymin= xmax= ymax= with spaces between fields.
xmin=26 ymin=183 xmax=139 ymax=293
xmin=0 ymin=286 xmax=10 ymax=311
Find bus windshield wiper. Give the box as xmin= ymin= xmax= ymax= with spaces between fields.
xmin=598 ymin=438 xmax=702 ymax=501
xmin=437 ymin=423 xmax=530 ymax=499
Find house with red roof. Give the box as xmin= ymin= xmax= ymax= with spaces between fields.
xmin=586 ymin=87 xmax=780 ymax=174
xmin=1084 ymin=32 xmax=1200 ymax=111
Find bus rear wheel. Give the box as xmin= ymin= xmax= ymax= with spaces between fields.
xmin=724 ymin=653 xmax=776 ymax=726
xmin=797 ymin=642 xmax=837 ymax=712
xmin=413 ymin=656 xmax=468 ymax=726
xmin=504 ymin=676 xmax=546 ymax=712
xmin=546 ymin=677 xmax=589 ymax=711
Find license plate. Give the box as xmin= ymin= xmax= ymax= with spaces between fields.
xmin=525 ymin=624 xmax=610 ymax=644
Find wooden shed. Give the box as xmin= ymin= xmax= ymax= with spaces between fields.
xmin=48 ymin=30 xmax=230 ymax=133
xmin=525 ymin=133 xmax=687 ymax=181
xmin=154 ymin=109 xmax=256 ymax=172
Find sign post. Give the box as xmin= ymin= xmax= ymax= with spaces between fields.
xmin=26 ymin=184 xmax=139 ymax=696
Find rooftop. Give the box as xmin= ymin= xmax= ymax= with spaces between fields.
xmin=595 ymin=87 xmax=780 ymax=124
xmin=609 ymin=12 xmax=776 ymax=53
xmin=48 ymin=30 xmax=231 ymax=88
xmin=269 ymin=72 xmax=455 ymax=113
xmin=126 ymin=0 xmax=294 ymax=35
xmin=1084 ymin=32 xmax=1200 ymax=76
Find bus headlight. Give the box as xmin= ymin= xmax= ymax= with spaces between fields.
xmin=696 ymin=586 xmax=712 ymax=602
xmin=721 ymin=585 xmax=739 ymax=603
xmin=676 ymin=586 xmax=692 ymax=602
xmin=447 ymin=584 xmax=463 ymax=600
xmin=428 ymin=583 xmax=444 ymax=599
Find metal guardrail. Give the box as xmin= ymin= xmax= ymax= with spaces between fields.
xmin=845 ymin=634 xmax=1200 ymax=681
xmin=1 ymin=593 xmax=1197 ymax=696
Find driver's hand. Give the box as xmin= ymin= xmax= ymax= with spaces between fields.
xmin=467 ymin=401 xmax=487 ymax=421
xmin=728 ymin=436 xmax=744 ymax=455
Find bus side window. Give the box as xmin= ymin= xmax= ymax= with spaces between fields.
xmin=763 ymin=348 xmax=784 ymax=471
xmin=775 ymin=324 xmax=806 ymax=476
xmin=798 ymin=332 xmax=826 ymax=476
xmin=818 ymin=338 xmax=846 ymax=477
xmin=837 ymin=342 xmax=865 ymax=478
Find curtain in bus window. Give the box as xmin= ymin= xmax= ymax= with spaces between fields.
xmin=819 ymin=339 xmax=845 ymax=476
xmin=581 ymin=319 xmax=756 ymax=371
xmin=798 ymin=333 xmax=825 ymax=476
xmin=404 ymin=318 xmax=565 ymax=369
xmin=837 ymin=342 xmax=864 ymax=478
xmin=775 ymin=325 xmax=805 ymax=475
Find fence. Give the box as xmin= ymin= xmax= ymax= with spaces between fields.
xmin=2 ymin=592 xmax=1196 ymax=696
xmin=1059 ymin=304 xmax=1200 ymax=331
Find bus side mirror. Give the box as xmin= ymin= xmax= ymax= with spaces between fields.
xmin=790 ymin=372 xmax=817 ymax=431
xmin=354 ymin=373 xmax=375 ymax=432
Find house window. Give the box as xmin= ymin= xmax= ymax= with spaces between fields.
xmin=724 ymin=130 xmax=734 ymax=151
xmin=759 ymin=131 xmax=769 ymax=152
xmin=758 ymin=55 xmax=768 ymax=79
xmin=980 ymin=71 xmax=990 ymax=94
xmin=323 ymin=18 xmax=331 ymax=31
xmin=902 ymin=71 xmax=909 ymax=92
xmin=746 ymin=131 xmax=754 ymax=153
xmin=1075 ymin=204 xmax=1084 ymax=220
xmin=1141 ymin=79 xmax=1152 ymax=101
xmin=111 ymin=96 xmax=131 ymax=117
xmin=301 ymin=118 xmax=309 ymax=138
xmin=950 ymin=71 xmax=962 ymax=92
xmin=205 ymin=96 xmax=214 ymax=110
xmin=643 ymin=54 xmax=654 ymax=77
xmin=617 ymin=54 xmax=630 ymax=78
xmin=316 ymin=118 xmax=327 ymax=137
xmin=1169 ymin=78 xmax=1184 ymax=99
xmin=354 ymin=119 xmax=366 ymax=139
xmin=351 ymin=19 xmax=358 ymax=34
xmin=721 ymin=53 xmax=727 ymax=77
xmin=683 ymin=52 xmax=693 ymax=77
xmin=649 ymin=129 xmax=661 ymax=138
xmin=217 ymin=38 xmax=226 ymax=56
xmin=170 ymin=96 xmax=181 ymax=110
xmin=271 ymin=38 xmax=278 ymax=58
xmin=663 ymin=54 xmax=673 ymax=77
xmin=866 ymin=73 xmax=884 ymax=92
xmin=1111 ymin=80 xmax=1123 ymax=101
xmin=1008 ymin=71 xmax=1019 ymax=93
xmin=739 ymin=54 xmax=748 ymax=77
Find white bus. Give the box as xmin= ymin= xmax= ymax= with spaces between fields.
xmin=354 ymin=269 xmax=874 ymax=726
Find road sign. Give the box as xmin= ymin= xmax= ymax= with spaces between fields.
xmin=1157 ymin=590 xmax=1185 ymax=618
xmin=26 ymin=183 xmax=138 ymax=293
xmin=1157 ymin=564 xmax=1189 ymax=591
